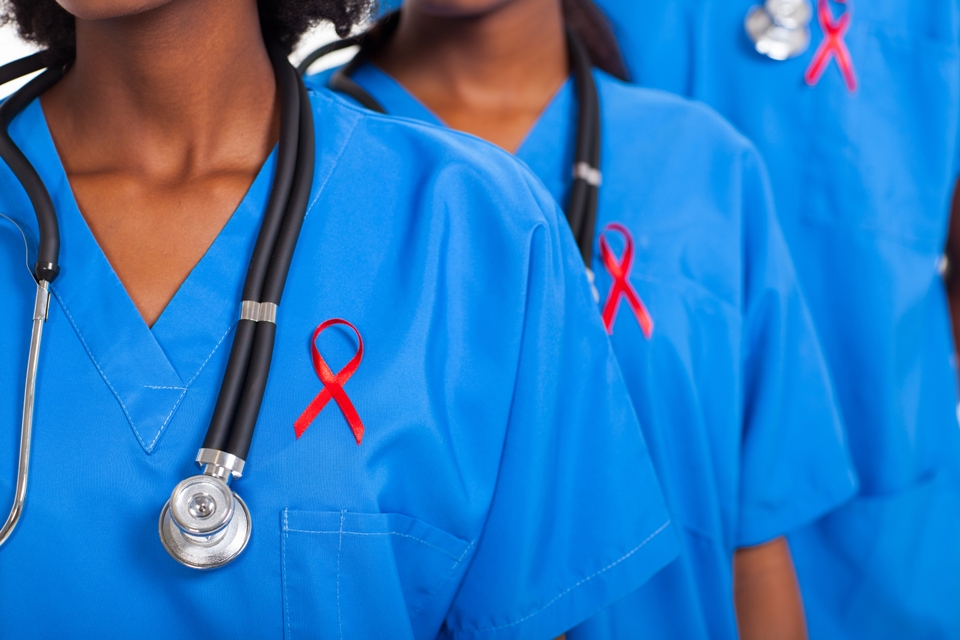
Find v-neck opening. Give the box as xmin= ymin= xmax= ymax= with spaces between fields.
xmin=2 ymin=98 xmax=278 ymax=454
xmin=36 ymin=101 xmax=279 ymax=334
xmin=513 ymin=78 xmax=574 ymax=160
xmin=513 ymin=77 xmax=579 ymax=206
xmin=356 ymin=62 xmax=573 ymax=156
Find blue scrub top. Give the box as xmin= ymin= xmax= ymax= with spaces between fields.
xmin=0 ymin=89 xmax=679 ymax=638
xmin=591 ymin=0 xmax=960 ymax=636
xmin=309 ymin=63 xmax=858 ymax=638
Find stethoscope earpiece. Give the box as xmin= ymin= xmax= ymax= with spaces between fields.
xmin=745 ymin=0 xmax=813 ymax=60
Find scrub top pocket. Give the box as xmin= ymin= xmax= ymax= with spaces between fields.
xmin=803 ymin=8 xmax=960 ymax=249
xmin=280 ymin=509 xmax=473 ymax=640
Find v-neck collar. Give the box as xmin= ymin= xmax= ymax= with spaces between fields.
xmin=1 ymin=98 xmax=276 ymax=454
xmin=351 ymin=62 xmax=578 ymax=202
xmin=513 ymin=78 xmax=577 ymax=205
xmin=351 ymin=62 xmax=576 ymax=158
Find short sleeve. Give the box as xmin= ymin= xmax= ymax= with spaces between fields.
xmin=441 ymin=187 xmax=679 ymax=639
xmin=737 ymin=146 xmax=859 ymax=547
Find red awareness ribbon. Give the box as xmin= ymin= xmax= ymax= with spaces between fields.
xmin=294 ymin=319 xmax=366 ymax=445
xmin=804 ymin=0 xmax=858 ymax=92
xmin=599 ymin=223 xmax=654 ymax=338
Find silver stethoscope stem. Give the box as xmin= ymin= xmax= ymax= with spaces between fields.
xmin=0 ymin=280 xmax=50 ymax=547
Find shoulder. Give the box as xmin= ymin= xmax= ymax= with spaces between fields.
xmin=307 ymin=87 xmax=561 ymax=230
xmin=595 ymin=70 xmax=758 ymax=162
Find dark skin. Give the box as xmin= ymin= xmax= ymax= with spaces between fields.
xmin=376 ymin=0 xmax=568 ymax=152
xmin=42 ymin=0 xmax=279 ymax=327
xmin=378 ymin=2 xmax=808 ymax=638
xmin=946 ymin=179 xmax=960 ymax=361
xmin=35 ymin=2 xmax=811 ymax=635
xmin=734 ymin=537 xmax=807 ymax=639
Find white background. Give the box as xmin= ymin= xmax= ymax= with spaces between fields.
xmin=0 ymin=21 xmax=351 ymax=97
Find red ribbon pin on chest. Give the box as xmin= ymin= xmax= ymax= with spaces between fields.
xmin=598 ymin=223 xmax=654 ymax=338
xmin=805 ymin=0 xmax=857 ymax=92
xmin=294 ymin=319 xmax=366 ymax=445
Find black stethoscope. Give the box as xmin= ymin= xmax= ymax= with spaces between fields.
xmin=299 ymin=13 xmax=604 ymax=277
xmin=0 ymin=46 xmax=316 ymax=570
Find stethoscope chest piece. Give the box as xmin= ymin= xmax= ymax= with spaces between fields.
xmin=159 ymin=474 xmax=251 ymax=570
xmin=746 ymin=0 xmax=813 ymax=60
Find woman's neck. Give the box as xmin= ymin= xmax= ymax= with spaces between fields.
xmin=43 ymin=0 xmax=278 ymax=181
xmin=37 ymin=0 xmax=281 ymax=327
xmin=376 ymin=0 xmax=568 ymax=152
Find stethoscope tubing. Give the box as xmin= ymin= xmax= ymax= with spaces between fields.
xmin=0 ymin=58 xmax=67 ymax=549
xmin=204 ymin=46 xmax=303 ymax=454
xmin=0 ymin=63 xmax=66 ymax=283
xmin=330 ymin=59 xmax=388 ymax=113
xmin=0 ymin=46 xmax=316 ymax=565
xmin=226 ymin=75 xmax=316 ymax=461
xmin=566 ymin=29 xmax=602 ymax=267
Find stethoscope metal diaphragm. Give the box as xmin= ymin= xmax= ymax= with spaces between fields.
xmin=0 ymin=45 xmax=315 ymax=571
xmin=745 ymin=0 xmax=813 ymax=60
xmin=159 ymin=473 xmax=251 ymax=570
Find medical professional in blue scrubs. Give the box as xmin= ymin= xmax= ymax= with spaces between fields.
xmin=305 ymin=0 xmax=858 ymax=637
xmin=587 ymin=0 xmax=960 ymax=637
xmin=0 ymin=0 xmax=681 ymax=637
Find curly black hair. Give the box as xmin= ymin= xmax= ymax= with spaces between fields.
xmin=0 ymin=0 xmax=375 ymax=64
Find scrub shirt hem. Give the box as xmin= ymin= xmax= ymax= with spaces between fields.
xmin=737 ymin=472 xmax=859 ymax=548
xmin=441 ymin=518 xmax=678 ymax=640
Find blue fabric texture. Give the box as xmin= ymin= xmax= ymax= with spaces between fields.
xmin=0 ymin=90 xmax=678 ymax=638
xmin=591 ymin=0 xmax=960 ymax=636
xmin=313 ymin=63 xmax=859 ymax=639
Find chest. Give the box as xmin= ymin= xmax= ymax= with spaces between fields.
xmin=68 ymin=168 xmax=263 ymax=326
xmin=589 ymin=202 xmax=745 ymax=534
xmin=605 ymin=0 xmax=960 ymax=250
xmin=0 ymin=212 xmax=518 ymax=638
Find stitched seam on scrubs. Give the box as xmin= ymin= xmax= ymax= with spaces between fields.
xmin=468 ymin=518 xmax=673 ymax=633
xmin=284 ymin=525 xmax=476 ymax=618
xmin=53 ymin=294 xmax=147 ymax=448
xmin=283 ymin=510 xmax=292 ymax=640
xmin=0 ymin=213 xmax=33 ymax=278
xmin=411 ymin=540 xmax=477 ymax=617
xmin=285 ymin=529 xmax=469 ymax=562
xmin=52 ymin=296 xmax=233 ymax=452
xmin=143 ymin=324 xmax=234 ymax=450
xmin=336 ymin=510 xmax=345 ymax=640
xmin=303 ymin=111 xmax=361 ymax=220
xmin=0 ymin=143 xmax=170 ymax=453
xmin=0 ymin=169 xmax=44 ymax=282
xmin=0 ymin=159 xmax=34 ymax=246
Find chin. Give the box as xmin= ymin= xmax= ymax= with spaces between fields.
xmin=405 ymin=0 xmax=520 ymax=18
xmin=56 ymin=0 xmax=173 ymax=20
